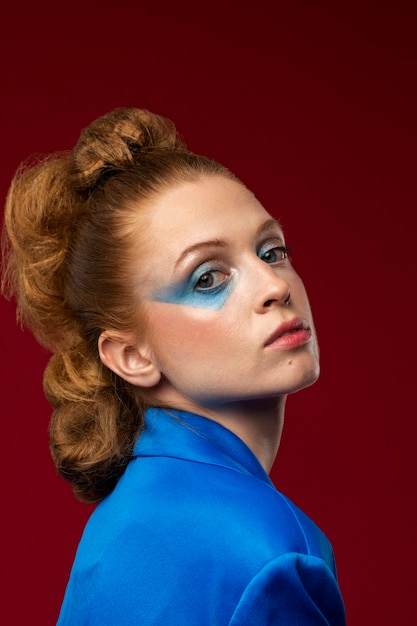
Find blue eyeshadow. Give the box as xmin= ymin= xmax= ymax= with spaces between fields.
xmin=152 ymin=277 xmax=233 ymax=310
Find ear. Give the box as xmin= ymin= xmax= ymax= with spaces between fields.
xmin=98 ymin=331 xmax=161 ymax=388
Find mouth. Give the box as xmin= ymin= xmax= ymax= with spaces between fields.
xmin=264 ymin=318 xmax=312 ymax=349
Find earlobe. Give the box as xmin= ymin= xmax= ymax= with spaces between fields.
xmin=98 ymin=331 xmax=162 ymax=388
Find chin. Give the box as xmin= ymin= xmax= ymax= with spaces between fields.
xmin=281 ymin=359 xmax=320 ymax=396
xmin=295 ymin=364 xmax=320 ymax=394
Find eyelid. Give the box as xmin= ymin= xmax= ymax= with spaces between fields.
xmin=258 ymin=228 xmax=284 ymax=243
xmin=190 ymin=259 xmax=229 ymax=288
xmin=278 ymin=244 xmax=292 ymax=257
xmin=195 ymin=270 xmax=230 ymax=293
xmin=191 ymin=258 xmax=224 ymax=275
xmin=257 ymin=241 xmax=292 ymax=269
xmin=258 ymin=237 xmax=289 ymax=253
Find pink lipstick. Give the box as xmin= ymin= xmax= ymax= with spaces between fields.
xmin=264 ymin=318 xmax=312 ymax=350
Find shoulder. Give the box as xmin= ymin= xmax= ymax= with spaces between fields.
xmin=81 ymin=450 xmax=335 ymax=574
xmin=229 ymin=552 xmax=346 ymax=626
xmin=58 ymin=453 xmax=343 ymax=625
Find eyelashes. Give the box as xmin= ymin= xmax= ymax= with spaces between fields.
xmin=190 ymin=243 xmax=291 ymax=293
xmin=152 ymin=260 xmax=233 ymax=310
xmin=191 ymin=262 xmax=230 ymax=292
xmin=257 ymin=244 xmax=291 ymax=265
xmin=151 ymin=238 xmax=292 ymax=310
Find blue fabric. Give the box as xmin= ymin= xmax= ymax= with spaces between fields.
xmin=57 ymin=408 xmax=346 ymax=625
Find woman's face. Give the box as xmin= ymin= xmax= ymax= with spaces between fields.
xmin=136 ymin=175 xmax=319 ymax=409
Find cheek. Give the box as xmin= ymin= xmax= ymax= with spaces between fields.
xmin=292 ymin=277 xmax=319 ymax=353
xmin=292 ymin=275 xmax=313 ymax=313
xmin=145 ymin=304 xmax=235 ymax=365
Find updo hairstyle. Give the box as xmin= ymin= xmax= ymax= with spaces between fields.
xmin=2 ymin=107 xmax=236 ymax=502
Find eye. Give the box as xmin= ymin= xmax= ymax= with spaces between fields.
xmin=259 ymin=244 xmax=291 ymax=265
xmin=194 ymin=269 xmax=228 ymax=291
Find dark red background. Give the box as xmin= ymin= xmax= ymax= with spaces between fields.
xmin=1 ymin=1 xmax=416 ymax=623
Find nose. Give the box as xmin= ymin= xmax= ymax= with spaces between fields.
xmin=252 ymin=260 xmax=291 ymax=313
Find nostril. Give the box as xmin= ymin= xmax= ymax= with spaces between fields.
xmin=264 ymin=299 xmax=274 ymax=307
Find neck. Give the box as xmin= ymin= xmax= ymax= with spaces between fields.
xmin=154 ymin=392 xmax=286 ymax=474
xmin=204 ymin=397 xmax=286 ymax=474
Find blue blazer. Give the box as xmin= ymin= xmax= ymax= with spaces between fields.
xmin=57 ymin=408 xmax=346 ymax=625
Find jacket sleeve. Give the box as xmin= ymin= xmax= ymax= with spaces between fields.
xmin=228 ymin=552 xmax=346 ymax=626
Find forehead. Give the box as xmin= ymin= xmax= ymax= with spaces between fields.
xmin=143 ymin=175 xmax=274 ymax=250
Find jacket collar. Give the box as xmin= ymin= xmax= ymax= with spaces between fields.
xmin=132 ymin=407 xmax=275 ymax=487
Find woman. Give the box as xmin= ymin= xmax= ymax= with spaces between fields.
xmin=2 ymin=108 xmax=346 ymax=624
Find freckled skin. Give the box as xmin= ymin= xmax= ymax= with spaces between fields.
xmin=135 ymin=175 xmax=320 ymax=412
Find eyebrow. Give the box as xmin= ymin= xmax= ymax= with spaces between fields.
xmin=256 ymin=218 xmax=283 ymax=239
xmin=174 ymin=218 xmax=282 ymax=269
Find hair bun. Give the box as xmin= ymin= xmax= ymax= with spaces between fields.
xmin=71 ymin=107 xmax=186 ymax=194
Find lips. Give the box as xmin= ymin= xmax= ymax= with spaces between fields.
xmin=264 ymin=318 xmax=311 ymax=349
